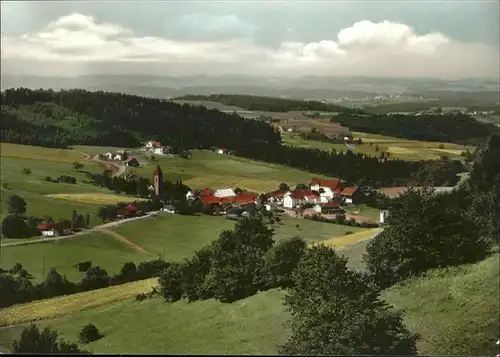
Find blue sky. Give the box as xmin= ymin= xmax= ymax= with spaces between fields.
xmin=1 ymin=1 xmax=499 ymax=78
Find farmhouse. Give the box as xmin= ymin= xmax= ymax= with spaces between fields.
xmin=113 ymin=153 xmax=123 ymax=161
xmin=146 ymin=140 xmax=162 ymax=148
xmin=104 ymin=152 xmax=113 ymax=160
xmin=266 ymin=190 xmax=288 ymax=205
xmin=313 ymin=201 xmax=345 ymax=215
xmin=340 ymin=187 xmax=363 ymax=205
xmin=118 ymin=204 xmax=138 ymax=218
xmin=37 ymin=221 xmax=71 ymax=237
xmin=283 ymin=190 xmax=319 ymax=209
xmin=310 ymin=178 xmax=341 ymax=202
xmin=125 ymin=157 xmax=140 ymax=167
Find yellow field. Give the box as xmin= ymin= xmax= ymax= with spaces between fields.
xmin=310 ymin=228 xmax=382 ymax=249
xmin=184 ymin=176 xmax=281 ymax=193
xmin=0 ymin=142 xmax=85 ymax=163
xmin=431 ymin=148 xmax=465 ymax=155
xmin=388 ymin=146 xmax=419 ymax=155
xmin=0 ymin=278 xmax=158 ymax=326
xmin=45 ymin=193 xmax=148 ymax=205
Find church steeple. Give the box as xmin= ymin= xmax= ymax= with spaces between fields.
xmin=153 ymin=165 xmax=163 ymax=197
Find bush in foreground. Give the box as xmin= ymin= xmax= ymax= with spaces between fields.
xmin=79 ymin=323 xmax=102 ymax=344
xmin=13 ymin=324 xmax=89 ymax=354
xmin=280 ymin=245 xmax=419 ymax=355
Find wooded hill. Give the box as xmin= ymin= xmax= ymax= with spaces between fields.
xmin=1 ymin=88 xmax=465 ymax=187
xmin=173 ymin=94 xmax=360 ymax=113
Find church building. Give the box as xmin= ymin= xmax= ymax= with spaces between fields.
xmin=153 ymin=165 xmax=164 ymax=197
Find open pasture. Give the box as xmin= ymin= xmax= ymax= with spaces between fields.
xmin=127 ymin=150 xmax=329 ymax=192
xmin=0 ymin=143 xmax=85 ymax=163
xmin=2 ymin=248 xmax=495 ymax=356
xmin=112 ymin=214 xmax=365 ymax=262
xmin=283 ymin=133 xmax=472 ymax=161
xmin=0 ymin=232 xmax=149 ymax=282
xmin=46 ymin=193 xmax=148 ymax=205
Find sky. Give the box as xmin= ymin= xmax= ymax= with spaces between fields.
xmin=1 ymin=0 xmax=499 ymax=79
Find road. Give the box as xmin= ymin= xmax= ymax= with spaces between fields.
xmin=0 ymin=211 xmax=160 ymax=248
xmin=81 ymin=152 xmax=126 ymax=178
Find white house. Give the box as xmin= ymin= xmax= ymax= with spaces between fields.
xmin=186 ymin=191 xmax=195 ymax=200
xmin=310 ymin=178 xmax=341 ymax=202
xmin=113 ymin=153 xmax=123 ymax=161
xmin=213 ymin=188 xmax=236 ymax=198
xmin=283 ymin=190 xmax=319 ymax=209
xmin=266 ymin=190 xmax=288 ymax=206
xmin=41 ymin=228 xmax=59 ymax=237
xmin=104 ymin=152 xmax=113 ymax=160
xmin=379 ymin=210 xmax=389 ymax=224
xmin=152 ymin=147 xmax=165 ymax=155
xmin=313 ymin=202 xmax=344 ymax=215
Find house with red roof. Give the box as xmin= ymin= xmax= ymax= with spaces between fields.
xmin=266 ymin=190 xmax=289 ymax=206
xmin=283 ymin=190 xmax=319 ymax=209
xmin=340 ymin=187 xmax=363 ymax=205
xmin=124 ymin=157 xmax=139 ymax=167
xmin=37 ymin=221 xmax=71 ymax=237
xmin=310 ymin=178 xmax=342 ymax=202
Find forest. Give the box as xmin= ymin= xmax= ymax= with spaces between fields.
xmin=332 ymin=112 xmax=497 ymax=144
xmin=174 ymin=94 xmax=361 ymax=113
xmin=1 ymin=88 xmax=466 ymax=187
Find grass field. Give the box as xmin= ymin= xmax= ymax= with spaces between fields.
xmin=0 ymin=144 xmax=146 ymax=242
xmin=125 ymin=150 xmax=331 ymax=192
xmin=45 ymin=193 xmax=148 ymax=205
xmin=283 ymin=133 xmax=472 ymax=161
xmin=1 ymin=249 xmax=495 ymax=355
xmin=112 ymin=214 xmax=365 ymax=261
xmin=0 ymin=232 xmax=149 ymax=281
xmin=0 ymin=143 xmax=85 ymax=163
xmin=311 ymin=228 xmax=382 ymax=250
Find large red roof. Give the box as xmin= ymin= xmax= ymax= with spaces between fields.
xmin=311 ymin=178 xmax=340 ymax=190
xmin=200 ymin=196 xmax=221 ymax=205
xmin=341 ymin=187 xmax=358 ymax=196
xmin=267 ymin=190 xmax=287 ymax=198
xmin=290 ymin=190 xmax=319 ymax=199
xmin=125 ymin=157 xmax=138 ymax=163
xmin=125 ymin=204 xmax=138 ymax=212
xmin=37 ymin=224 xmax=52 ymax=231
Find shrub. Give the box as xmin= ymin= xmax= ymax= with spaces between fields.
xmin=158 ymin=263 xmax=185 ymax=302
xmin=279 ymin=245 xmax=419 ymax=355
xmin=22 ymin=168 xmax=31 ymax=175
xmin=79 ymin=323 xmax=102 ymax=343
xmin=75 ymin=261 xmax=92 ymax=272
xmin=13 ymin=324 xmax=89 ymax=354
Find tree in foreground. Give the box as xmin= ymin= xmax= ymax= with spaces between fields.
xmin=12 ymin=324 xmax=89 ymax=354
xmin=364 ymin=187 xmax=492 ymax=289
xmin=79 ymin=323 xmax=102 ymax=343
xmin=279 ymin=245 xmax=419 ymax=355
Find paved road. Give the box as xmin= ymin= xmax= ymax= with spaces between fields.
xmin=0 ymin=211 xmax=160 ymax=248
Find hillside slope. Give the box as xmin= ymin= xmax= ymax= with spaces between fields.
xmin=0 ymin=252 xmax=496 ymax=355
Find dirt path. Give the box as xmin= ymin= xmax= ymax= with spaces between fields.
xmin=96 ymin=228 xmax=150 ymax=255
xmin=80 ymin=152 xmax=126 ymax=178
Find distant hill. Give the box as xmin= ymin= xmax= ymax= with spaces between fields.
xmin=173 ymin=94 xmax=358 ymax=114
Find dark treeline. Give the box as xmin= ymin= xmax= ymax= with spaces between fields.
xmin=332 ymin=113 xmax=498 ymax=144
xmin=1 ymin=88 xmax=280 ymax=150
xmin=0 ymin=258 xmax=169 ymax=309
xmin=174 ymin=94 xmax=360 ymax=113
xmin=2 ymin=88 xmax=463 ymax=186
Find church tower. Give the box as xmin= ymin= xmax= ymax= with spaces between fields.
xmin=153 ymin=165 xmax=164 ymax=197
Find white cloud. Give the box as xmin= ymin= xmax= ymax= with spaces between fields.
xmin=1 ymin=13 xmax=498 ymax=78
